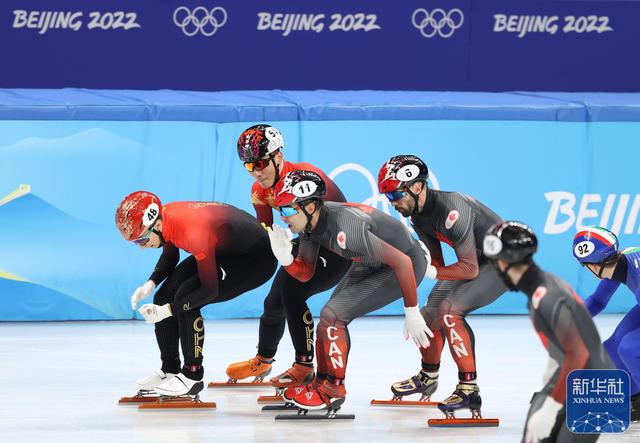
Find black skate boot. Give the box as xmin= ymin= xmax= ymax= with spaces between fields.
xmin=438 ymin=382 xmax=482 ymax=419
xmin=390 ymin=371 xmax=439 ymax=402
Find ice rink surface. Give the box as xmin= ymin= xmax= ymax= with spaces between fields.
xmin=1 ymin=314 xmax=638 ymax=443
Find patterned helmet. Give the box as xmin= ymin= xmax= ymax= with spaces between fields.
xmin=572 ymin=227 xmax=619 ymax=264
xmin=483 ymin=221 xmax=538 ymax=264
xmin=377 ymin=155 xmax=429 ymax=193
xmin=237 ymin=124 xmax=284 ymax=162
xmin=115 ymin=191 xmax=162 ymax=241
xmin=274 ymin=170 xmax=326 ymax=207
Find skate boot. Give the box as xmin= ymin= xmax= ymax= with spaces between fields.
xmin=631 ymin=394 xmax=640 ymax=422
xmin=155 ymin=373 xmax=204 ymax=397
xmin=225 ymin=354 xmax=273 ymax=383
xmin=291 ymin=380 xmax=346 ymax=412
xmin=270 ymin=363 xmax=315 ymax=389
xmin=438 ymin=382 xmax=482 ymax=419
xmin=136 ymin=369 xmax=177 ymax=392
xmin=282 ymin=376 xmax=322 ymax=403
xmin=390 ymin=371 xmax=439 ymax=402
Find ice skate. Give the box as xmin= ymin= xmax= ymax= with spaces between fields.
xmin=139 ymin=373 xmax=216 ymax=409
xmin=259 ymin=363 xmax=315 ymax=405
xmin=275 ymin=380 xmax=354 ymax=420
xmin=371 ymin=371 xmax=439 ymax=407
xmin=118 ymin=369 xmax=176 ymax=405
xmin=208 ymin=354 xmax=273 ymax=387
xmin=428 ymin=383 xmax=499 ymax=427
xmin=260 ymin=374 xmax=320 ymax=411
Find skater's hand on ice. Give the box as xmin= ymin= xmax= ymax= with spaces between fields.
xmin=266 ymin=224 xmax=294 ymax=266
xmin=418 ymin=241 xmax=437 ymax=280
xmin=403 ymin=305 xmax=434 ymax=348
xmin=131 ymin=280 xmax=156 ymax=310
xmin=525 ymin=396 xmax=562 ymax=443
xmin=138 ymin=303 xmax=172 ymax=324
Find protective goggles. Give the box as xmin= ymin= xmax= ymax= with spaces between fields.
xmin=243 ymin=157 xmax=271 ymax=172
xmin=384 ymin=190 xmax=408 ymax=202
xmin=132 ymin=227 xmax=159 ymax=246
xmin=132 ymin=230 xmax=152 ymax=246
xmin=277 ymin=206 xmax=299 ymax=217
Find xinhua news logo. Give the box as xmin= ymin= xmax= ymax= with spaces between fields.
xmin=566 ymin=369 xmax=630 ymax=434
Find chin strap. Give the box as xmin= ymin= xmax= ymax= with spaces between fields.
xmin=269 ymin=153 xmax=281 ymax=189
xmin=151 ymin=227 xmax=165 ymax=247
xmin=298 ymin=200 xmax=319 ymax=237
xmin=407 ymin=181 xmax=426 ymax=215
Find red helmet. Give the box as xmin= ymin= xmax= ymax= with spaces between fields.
xmin=377 ymin=155 xmax=429 ymax=193
xmin=274 ymin=170 xmax=326 ymax=207
xmin=237 ymin=124 xmax=284 ymax=162
xmin=115 ymin=191 xmax=162 ymax=241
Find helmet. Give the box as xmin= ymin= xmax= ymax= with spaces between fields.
xmin=115 ymin=191 xmax=162 ymax=241
xmin=377 ymin=155 xmax=429 ymax=194
xmin=572 ymin=227 xmax=619 ymax=264
xmin=274 ymin=170 xmax=326 ymax=207
xmin=237 ymin=124 xmax=284 ymax=162
xmin=483 ymin=221 xmax=538 ymax=264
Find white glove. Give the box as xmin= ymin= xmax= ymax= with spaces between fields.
xmin=403 ymin=305 xmax=434 ymax=348
xmin=131 ymin=280 xmax=156 ymax=310
xmin=541 ymin=357 xmax=559 ymax=386
xmin=525 ymin=396 xmax=563 ymax=443
xmin=418 ymin=240 xmax=438 ymax=280
xmin=267 ymin=224 xmax=294 ymax=266
xmin=138 ymin=303 xmax=172 ymax=324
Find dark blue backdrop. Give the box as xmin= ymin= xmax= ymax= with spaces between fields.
xmin=1 ymin=0 xmax=637 ymax=91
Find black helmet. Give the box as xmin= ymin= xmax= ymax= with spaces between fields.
xmin=483 ymin=221 xmax=538 ymax=264
xmin=237 ymin=124 xmax=284 ymax=162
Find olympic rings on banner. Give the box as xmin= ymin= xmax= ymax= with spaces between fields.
xmin=173 ymin=6 xmax=228 ymax=37
xmin=411 ymin=8 xmax=464 ymax=38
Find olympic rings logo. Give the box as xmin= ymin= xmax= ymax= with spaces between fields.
xmin=173 ymin=6 xmax=228 ymax=37
xmin=411 ymin=8 xmax=464 ymax=38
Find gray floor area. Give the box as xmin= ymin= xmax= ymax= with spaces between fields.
xmin=1 ymin=315 xmax=637 ymax=443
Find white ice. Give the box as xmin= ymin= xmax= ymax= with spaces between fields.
xmin=1 ymin=315 xmax=638 ymax=443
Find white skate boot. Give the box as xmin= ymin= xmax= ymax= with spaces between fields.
xmin=136 ymin=369 xmax=177 ymax=391
xmin=155 ymin=373 xmax=204 ymax=397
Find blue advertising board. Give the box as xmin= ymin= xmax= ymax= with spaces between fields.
xmin=0 ymin=1 xmax=639 ymax=91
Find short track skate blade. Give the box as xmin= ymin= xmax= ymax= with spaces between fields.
xmin=207 ymin=381 xmax=271 ymax=388
xmin=257 ymin=395 xmax=284 ymax=403
xmin=262 ymin=403 xmax=296 ymax=412
xmin=118 ymin=396 xmax=160 ymax=405
xmin=370 ymin=399 xmax=438 ymax=407
xmin=139 ymin=399 xmax=217 ymax=410
xmin=427 ymin=418 xmax=499 ymax=427
xmin=275 ymin=412 xmax=355 ymax=420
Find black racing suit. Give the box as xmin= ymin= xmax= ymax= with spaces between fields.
xmin=412 ymin=188 xmax=506 ymax=381
xmin=284 ymin=202 xmax=427 ymax=387
xmin=516 ymin=265 xmax=613 ymax=443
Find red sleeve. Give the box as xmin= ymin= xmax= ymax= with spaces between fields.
xmin=414 ymin=227 xmax=445 ymax=267
xmin=254 ymin=205 xmax=274 ymax=227
xmin=284 ymin=239 xmax=320 ymax=282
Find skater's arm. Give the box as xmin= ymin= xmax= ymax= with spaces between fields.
xmin=548 ymin=300 xmax=589 ymax=403
xmin=414 ymin=227 xmax=445 ymax=267
xmin=365 ymin=231 xmax=418 ymax=307
xmin=433 ymin=209 xmax=479 ymax=281
xmin=284 ymin=238 xmax=319 ymax=282
xmin=251 ymin=184 xmax=274 ymax=227
xmin=253 ymin=204 xmax=274 ymax=227
xmin=584 ymin=279 xmax=620 ymax=316
xmin=148 ymin=242 xmax=180 ymax=285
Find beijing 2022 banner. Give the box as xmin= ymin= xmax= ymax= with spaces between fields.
xmin=0 ymin=0 xmax=639 ymax=91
